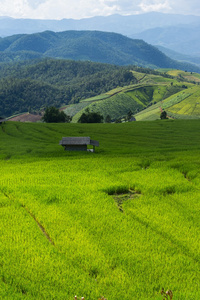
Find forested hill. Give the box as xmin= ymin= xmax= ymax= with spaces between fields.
xmin=0 ymin=59 xmax=139 ymax=117
xmin=0 ymin=30 xmax=199 ymax=72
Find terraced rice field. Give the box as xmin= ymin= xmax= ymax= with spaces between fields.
xmin=0 ymin=120 xmax=200 ymax=299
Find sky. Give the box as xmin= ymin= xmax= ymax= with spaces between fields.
xmin=0 ymin=0 xmax=200 ymax=20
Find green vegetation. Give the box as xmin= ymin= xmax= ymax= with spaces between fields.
xmin=167 ymin=70 xmax=200 ymax=83
xmin=69 ymin=76 xmax=193 ymax=122
xmin=135 ymin=83 xmax=200 ymax=121
xmin=78 ymin=109 xmax=103 ymax=123
xmin=1 ymin=57 xmax=200 ymax=122
xmin=42 ymin=106 xmax=72 ymax=123
xmin=72 ymin=92 xmax=143 ymax=123
xmin=0 ymin=120 xmax=200 ymax=299
xmin=160 ymin=110 xmax=167 ymax=119
xmin=0 ymin=59 xmax=136 ymax=117
xmin=1 ymin=30 xmax=199 ymax=73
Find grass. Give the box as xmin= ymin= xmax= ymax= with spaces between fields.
xmin=0 ymin=120 xmax=200 ymax=299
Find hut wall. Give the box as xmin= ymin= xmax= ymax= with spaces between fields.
xmin=64 ymin=145 xmax=87 ymax=151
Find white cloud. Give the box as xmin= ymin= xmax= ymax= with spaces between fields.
xmin=0 ymin=0 xmax=47 ymax=18
xmin=139 ymin=0 xmax=171 ymax=13
xmin=5 ymin=0 xmax=141 ymax=20
xmin=27 ymin=0 xmax=47 ymax=9
xmin=34 ymin=0 xmax=111 ymax=19
xmin=0 ymin=0 xmax=26 ymax=17
xmin=0 ymin=0 xmax=199 ymax=19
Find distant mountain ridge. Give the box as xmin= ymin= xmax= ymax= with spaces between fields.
xmin=1 ymin=13 xmax=200 ymax=37
xmin=132 ymin=24 xmax=200 ymax=56
xmin=1 ymin=12 xmax=200 ymax=60
xmin=155 ymin=46 xmax=200 ymax=67
xmin=0 ymin=30 xmax=199 ymax=72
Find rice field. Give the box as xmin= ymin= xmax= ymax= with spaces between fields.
xmin=0 ymin=120 xmax=200 ymax=299
xmin=167 ymin=87 xmax=200 ymax=116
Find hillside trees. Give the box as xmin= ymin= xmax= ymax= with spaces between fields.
xmin=105 ymin=115 xmax=112 ymax=123
xmin=0 ymin=77 xmax=66 ymax=117
xmin=78 ymin=109 xmax=103 ymax=123
xmin=160 ymin=110 xmax=167 ymax=119
xmin=42 ymin=106 xmax=72 ymax=123
xmin=1 ymin=29 xmax=200 ymax=72
xmin=0 ymin=59 xmax=138 ymax=117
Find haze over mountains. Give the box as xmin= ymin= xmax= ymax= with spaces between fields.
xmin=1 ymin=11 xmax=200 ymax=120
xmin=132 ymin=24 xmax=200 ymax=56
xmin=0 ymin=12 xmax=200 ymax=60
xmin=1 ymin=12 xmax=200 ymax=37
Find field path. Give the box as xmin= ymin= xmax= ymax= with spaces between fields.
xmin=2 ymin=191 xmax=55 ymax=246
xmin=23 ymin=205 xmax=55 ymax=246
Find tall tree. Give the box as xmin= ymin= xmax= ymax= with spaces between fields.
xmin=42 ymin=107 xmax=71 ymax=123
xmin=78 ymin=109 xmax=103 ymax=123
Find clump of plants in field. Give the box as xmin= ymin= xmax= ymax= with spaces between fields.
xmin=112 ymin=189 xmax=141 ymax=212
xmin=161 ymin=288 xmax=173 ymax=300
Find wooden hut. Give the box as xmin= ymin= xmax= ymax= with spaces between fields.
xmin=59 ymin=137 xmax=99 ymax=152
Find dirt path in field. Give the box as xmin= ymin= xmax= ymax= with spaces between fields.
xmin=2 ymin=191 xmax=55 ymax=245
xmin=23 ymin=206 xmax=55 ymax=246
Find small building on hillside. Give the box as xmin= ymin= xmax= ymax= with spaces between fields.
xmin=59 ymin=137 xmax=99 ymax=152
xmin=0 ymin=117 xmax=6 ymax=125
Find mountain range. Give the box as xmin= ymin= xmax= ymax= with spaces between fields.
xmin=0 ymin=30 xmax=199 ymax=72
xmin=1 ymin=13 xmax=200 ymax=37
xmin=131 ymin=24 xmax=200 ymax=56
xmin=0 ymin=13 xmax=200 ymax=59
xmin=155 ymin=46 xmax=200 ymax=67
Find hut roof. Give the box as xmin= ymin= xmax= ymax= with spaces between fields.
xmin=59 ymin=137 xmax=99 ymax=147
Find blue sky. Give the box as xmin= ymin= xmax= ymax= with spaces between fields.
xmin=0 ymin=0 xmax=199 ymax=19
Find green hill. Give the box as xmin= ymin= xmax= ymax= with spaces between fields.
xmin=0 ymin=59 xmax=137 ymax=117
xmin=0 ymin=30 xmax=200 ymax=72
xmin=134 ymin=71 xmax=200 ymax=121
xmin=0 ymin=120 xmax=200 ymax=299
xmin=64 ymin=70 xmax=198 ymax=122
xmin=1 ymin=57 xmax=200 ymax=121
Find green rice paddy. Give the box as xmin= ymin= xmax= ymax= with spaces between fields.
xmin=0 ymin=120 xmax=200 ymax=299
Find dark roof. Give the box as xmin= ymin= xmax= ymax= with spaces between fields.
xmin=59 ymin=137 xmax=99 ymax=147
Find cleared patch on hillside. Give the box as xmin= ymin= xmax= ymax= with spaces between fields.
xmin=9 ymin=113 xmax=42 ymax=122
